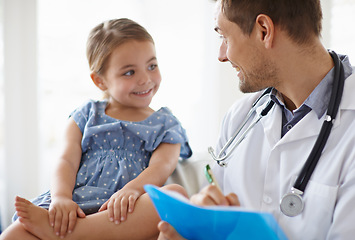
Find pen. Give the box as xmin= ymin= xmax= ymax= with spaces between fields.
xmin=204 ymin=164 xmax=221 ymax=190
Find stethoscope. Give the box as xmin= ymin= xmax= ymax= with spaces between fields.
xmin=208 ymin=51 xmax=345 ymax=217
xmin=208 ymin=87 xmax=274 ymax=166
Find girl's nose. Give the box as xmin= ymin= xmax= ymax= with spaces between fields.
xmin=137 ymin=71 xmax=151 ymax=85
xmin=218 ymin=40 xmax=228 ymax=62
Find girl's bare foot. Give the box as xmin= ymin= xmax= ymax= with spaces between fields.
xmin=15 ymin=196 xmax=59 ymax=240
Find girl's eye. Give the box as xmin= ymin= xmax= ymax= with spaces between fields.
xmin=123 ymin=70 xmax=135 ymax=76
xmin=148 ymin=64 xmax=158 ymax=71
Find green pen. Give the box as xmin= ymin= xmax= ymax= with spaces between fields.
xmin=204 ymin=164 xmax=221 ymax=190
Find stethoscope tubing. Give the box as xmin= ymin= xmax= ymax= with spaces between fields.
xmin=293 ymin=51 xmax=345 ymax=192
xmin=208 ymin=88 xmax=274 ymax=164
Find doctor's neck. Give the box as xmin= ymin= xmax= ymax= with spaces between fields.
xmin=273 ymin=38 xmax=334 ymax=112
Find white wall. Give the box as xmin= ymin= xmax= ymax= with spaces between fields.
xmin=1 ymin=0 xmax=39 ymax=229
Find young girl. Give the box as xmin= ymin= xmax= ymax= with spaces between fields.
xmin=1 ymin=18 xmax=191 ymax=240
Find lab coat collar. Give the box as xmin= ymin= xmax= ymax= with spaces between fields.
xmin=261 ymin=102 xmax=323 ymax=147
xmin=261 ymin=71 xmax=355 ymax=148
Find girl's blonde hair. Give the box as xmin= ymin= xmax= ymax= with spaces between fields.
xmin=87 ymin=18 xmax=154 ymax=73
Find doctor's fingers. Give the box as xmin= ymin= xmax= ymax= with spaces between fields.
xmin=191 ymin=185 xmax=229 ymax=206
xmin=226 ymin=193 xmax=240 ymax=206
xmin=157 ymin=221 xmax=187 ymax=240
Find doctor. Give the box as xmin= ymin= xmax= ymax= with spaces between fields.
xmin=158 ymin=0 xmax=355 ymax=239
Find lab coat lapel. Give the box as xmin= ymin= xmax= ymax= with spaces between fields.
xmin=260 ymin=101 xmax=323 ymax=148
xmin=260 ymin=104 xmax=282 ymax=147
xmin=261 ymin=72 xmax=355 ymax=148
xmin=255 ymin=65 xmax=355 ymax=149
xmin=280 ymin=111 xmax=323 ymax=144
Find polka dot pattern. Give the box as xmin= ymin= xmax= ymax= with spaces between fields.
xmin=27 ymin=100 xmax=192 ymax=215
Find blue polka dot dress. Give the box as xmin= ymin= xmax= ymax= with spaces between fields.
xmin=15 ymin=100 xmax=192 ymax=218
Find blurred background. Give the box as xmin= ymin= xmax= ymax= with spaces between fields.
xmin=0 ymin=0 xmax=354 ymax=230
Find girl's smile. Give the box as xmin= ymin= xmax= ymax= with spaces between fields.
xmin=92 ymin=40 xmax=161 ymax=111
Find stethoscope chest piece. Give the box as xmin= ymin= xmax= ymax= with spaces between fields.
xmin=280 ymin=189 xmax=304 ymax=217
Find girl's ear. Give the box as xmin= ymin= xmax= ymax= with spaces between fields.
xmin=90 ymin=72 xmax=107 ymax=91
xmin=255 ymin=14 xmax=274 ymax=49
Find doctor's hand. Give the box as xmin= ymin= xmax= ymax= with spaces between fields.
xmin=190 ymin=184 xmax=240 ymax=207
xmin=157 ymin=185 xmax=240 ymax=240
xmin=157 ymin=221 xmax=187 ymax=240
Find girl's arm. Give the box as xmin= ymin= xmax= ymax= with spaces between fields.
xmin=99 ymin=142 xmax=181 ymax=224
xmin=49 ymin=118 xmax=85 ymax=237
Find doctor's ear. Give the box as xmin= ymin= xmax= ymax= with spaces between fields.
xmin=255 ymin=14 xmax=274 ymax=49
xmin=90 ymin=72 xmax=107 ymax=91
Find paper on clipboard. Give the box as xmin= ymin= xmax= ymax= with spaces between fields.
xmin=144 ymin=184 xmax=288 ymax=240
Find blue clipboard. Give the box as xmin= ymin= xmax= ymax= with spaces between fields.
xmin=144 ymin=184 xmax=288 ymax=240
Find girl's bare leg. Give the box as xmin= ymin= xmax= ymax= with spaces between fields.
xmin=13 ymin=195 xmax=159 ymax=240
xmin=0 ymin=220 xmax=40 ymax=240
xmin=3 ymin=184 xmax=187 ymax=240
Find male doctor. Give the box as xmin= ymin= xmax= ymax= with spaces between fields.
xmin=158 ymin=0 xmax=355 ymax=239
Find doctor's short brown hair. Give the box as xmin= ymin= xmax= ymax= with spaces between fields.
xmin=219 ymin=0 xmax=323 ymax=45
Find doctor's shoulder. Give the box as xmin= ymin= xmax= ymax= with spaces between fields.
xmin=223 ymin=91 xmax=265 ymax=122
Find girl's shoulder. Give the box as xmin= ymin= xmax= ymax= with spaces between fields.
xmin=155 ymin=107 xmax=173 ymax=115
xmin=150 ymin=107 xmax=178 ymax=122
xmin=146 ymin=107 xmax=184 ymax=129
xmin=69 ymin=99 xmax=108 ymax=124
xmin=71 ymin=99 xmax=107 ymax=115
xmin=69 ymin=99 xmax=109 ymax=133
xmin=80 ymin=99 xmax=107 ymax=110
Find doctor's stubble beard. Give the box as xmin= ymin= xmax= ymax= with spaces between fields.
xmin=238 ymin=53 xmax=279 ymax=94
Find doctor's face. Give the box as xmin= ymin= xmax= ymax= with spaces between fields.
xmin=214 ymin=5 xmax=278 ymax=93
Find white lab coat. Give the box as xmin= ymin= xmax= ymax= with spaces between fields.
xmin=212 ymin=72 xmax=355 ymax=240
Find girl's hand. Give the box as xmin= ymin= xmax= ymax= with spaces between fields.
xmin=98 ymin=187 xmax=142 ymax=224
xmin=49 ymin=196 xmax=86 ymax=238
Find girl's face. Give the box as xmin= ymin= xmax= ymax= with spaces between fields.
xmin=100 ymin=40 xmax=161 ymax=109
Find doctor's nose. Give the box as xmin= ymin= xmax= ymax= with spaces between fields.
xmin=218 ymin=40 xmax=228 ymax=62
